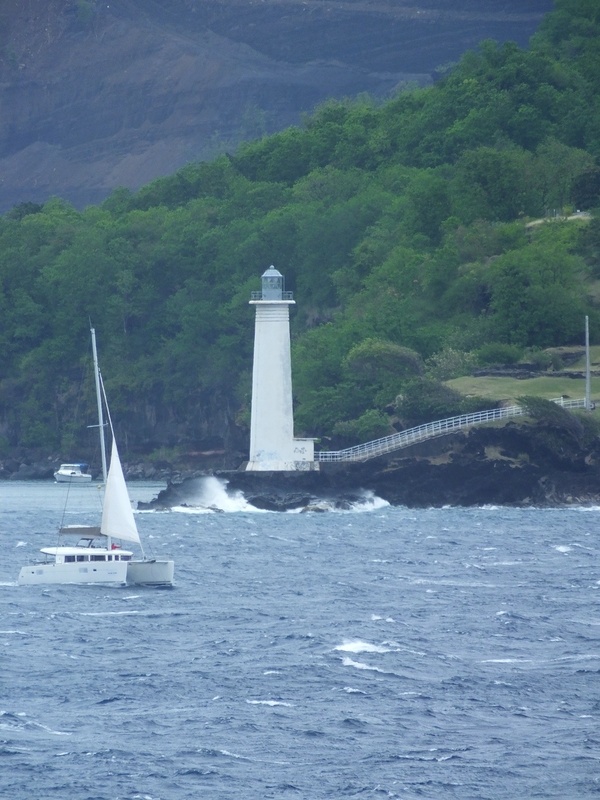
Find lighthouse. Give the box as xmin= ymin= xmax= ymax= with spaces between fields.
xmin=246 ymin=266 xmax=317 ymax=471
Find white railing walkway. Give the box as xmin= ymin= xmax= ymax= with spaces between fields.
xmin=315 ymin=397 xmax=588 ymax=463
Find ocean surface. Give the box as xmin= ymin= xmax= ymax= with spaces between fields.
xmin=1 ymin=479 xmax=599 ymax=799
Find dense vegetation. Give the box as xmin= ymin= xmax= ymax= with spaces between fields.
xmin=1 ymin=0 xmax=600 ymax=458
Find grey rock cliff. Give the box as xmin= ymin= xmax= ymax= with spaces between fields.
xmin=0 ymin=0 xmax=552 ymax=211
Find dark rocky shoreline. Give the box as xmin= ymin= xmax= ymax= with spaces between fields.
xmin=4 ymin=421 xmax=600 ymax=510
xmin=142 ymin=422 xmax=600 ymax=511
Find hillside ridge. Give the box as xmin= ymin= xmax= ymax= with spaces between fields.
xmin=0 ymin=0 xmax=552 ymax=211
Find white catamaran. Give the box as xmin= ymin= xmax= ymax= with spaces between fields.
xmin=18 ymin=328 xmax=174 ymax=587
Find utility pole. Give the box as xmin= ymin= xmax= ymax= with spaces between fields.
xmin=585 ymin=315 xmax=592 ymax=411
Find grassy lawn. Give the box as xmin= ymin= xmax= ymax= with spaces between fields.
xmin=447 ymin=374 xmax=592 ymax=404
xmin=447 ymin=345 xmax=600 ymax=405
xmin=546 ymin=344 xmax=600 ymax=369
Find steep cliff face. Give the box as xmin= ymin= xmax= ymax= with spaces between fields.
xmin=0 ymin=0 xmax=552 ymax=211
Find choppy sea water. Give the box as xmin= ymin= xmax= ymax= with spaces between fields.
xmin=1 ymin=480 xmax=600 ymax=799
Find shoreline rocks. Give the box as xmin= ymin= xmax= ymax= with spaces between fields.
xmin=5 ymin=421 xmax=600 ymax=509
xmin=140 ymin=422 xmax=600 ymax=510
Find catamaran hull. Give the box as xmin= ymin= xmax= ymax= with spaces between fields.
xmin=18 ymin=561 xmax=128 ymax=586
xmin=126 ymin=559 xmax=174 ymax=587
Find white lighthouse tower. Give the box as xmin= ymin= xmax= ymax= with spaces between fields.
xmin=246 ymin=266 xmax=316 ymax=471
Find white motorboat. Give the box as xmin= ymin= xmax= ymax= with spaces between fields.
xmin=54 ymin=463 xmax=92 ymax=482
xmin=18 ymin=327 xmax=174 ymax=588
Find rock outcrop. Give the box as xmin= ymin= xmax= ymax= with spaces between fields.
xmin=140 ymin=421 xmax=600 ymax=510
xmin=5 ymin=418 xmax=600 ymax=509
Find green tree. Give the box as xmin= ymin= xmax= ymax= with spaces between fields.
xmin=450 ymin=146 xmax=542 ymax=223
xmin=486 ymin=233 xmax=588 ymax=346
xmin=395 ymin=377 xmax=489 ymax=426
xmin=534 ymin=138 xmax=595 ymax=212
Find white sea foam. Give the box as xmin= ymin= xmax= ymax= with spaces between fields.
xmin=350 ymin=492 xmax=389 ymax=512
xmin=553 ymin=653 xmax=600 ymax=663
xmin=171 ymin=504 xmax=220 ymax=514
xmin=554 ymin=545 xmax=572 ymax=553
xmin=172 ymin=476 xmax=263 ymax=513
xmin=79 ymin=611 xmax=140 ymax=616
xmin=290 ymin=491 xmax=389 ymax=513
xmin=411 ymin=577 xmax=495 ymax=588
xmin=0 ymin=712 xmax=72 ymax=736
xmin=342 ymin=657 xmax=386 ymax=673
xmin=246 ymin=700 xmax=293 ymax=707
xmin=335 ymin=640 xmax=390 ymax=653
xmin=162 ymin=477 xmax=388 ymax=513
xmin=36 ymin=722 xmax=72 ymax=736
xmin=219 ymin=749 xmax=248 ymax=759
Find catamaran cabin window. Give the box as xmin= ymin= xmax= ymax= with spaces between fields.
xmin=90 ymin=555 xmax=106 ymax=562
xmin=64 ymin=556 xmax=75 ymax=563
xmin=76 ymin=555 xmax=87 ymax=562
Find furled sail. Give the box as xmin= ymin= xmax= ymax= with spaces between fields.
xmin=101 ymin=438 xmax=141 ymax=545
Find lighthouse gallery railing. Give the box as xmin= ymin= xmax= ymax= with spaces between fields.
xmin=315 ymin=397 xmax=588 ymax=463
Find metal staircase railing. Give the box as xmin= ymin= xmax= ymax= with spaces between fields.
xmin=315 ymin=397 xmax=588 ymax=463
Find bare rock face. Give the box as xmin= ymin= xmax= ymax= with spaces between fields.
xmin=0 ymin=0 xmax=552 ymax=211
xmin=139 ymin=423 xmax=600 ymax=510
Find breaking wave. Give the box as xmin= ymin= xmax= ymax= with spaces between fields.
xmin=148 ymin=475 xmax=388 ymax=514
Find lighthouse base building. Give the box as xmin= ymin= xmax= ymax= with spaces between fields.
xmin=246 ymin=266 xmax=317 ymax=472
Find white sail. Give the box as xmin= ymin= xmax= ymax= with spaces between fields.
xmin=101 ymin=438 xmax=141 ymax=545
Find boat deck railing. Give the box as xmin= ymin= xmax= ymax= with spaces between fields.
xmin=315 ymin=397 xmax=588 ymax=463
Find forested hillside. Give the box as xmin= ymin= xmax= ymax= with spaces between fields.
xmin=1 ymin=0 xmax=599 ymax=465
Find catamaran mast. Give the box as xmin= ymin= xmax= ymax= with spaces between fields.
xmin=90 ymin=327 xmax=108 ymax=483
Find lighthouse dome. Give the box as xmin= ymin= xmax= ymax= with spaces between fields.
xmin=261 ymin=265 xmax=283 ymax=300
